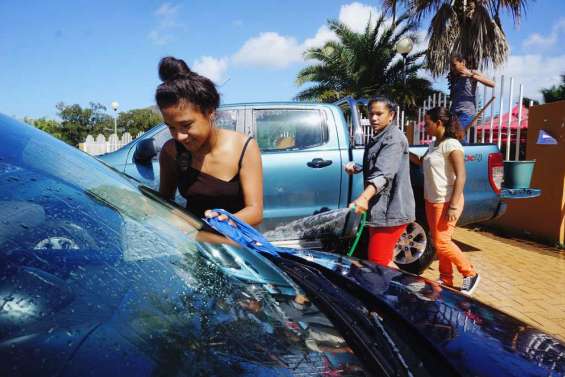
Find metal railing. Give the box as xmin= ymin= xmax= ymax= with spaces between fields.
xmin=413 ymin=75 xmax=529 ymax=161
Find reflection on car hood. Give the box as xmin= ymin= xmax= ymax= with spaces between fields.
xmin=1 ymin=249 xmax=367 ymax=377
xmin=291 ymin=249 xmax=565 ymax=377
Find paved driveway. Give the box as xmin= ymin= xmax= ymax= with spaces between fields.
xmin=421 ymin=227 xmax=565 ymax=342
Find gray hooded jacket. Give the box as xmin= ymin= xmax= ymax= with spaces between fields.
xmin=362 ymin=124 xmax=415 ymax=227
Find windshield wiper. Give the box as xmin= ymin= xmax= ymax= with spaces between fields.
xmin=268 ymin=255 xmax=413 ymax=377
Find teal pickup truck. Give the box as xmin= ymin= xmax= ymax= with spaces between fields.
xmin=99 ymin=98 xmax=539 ymax=273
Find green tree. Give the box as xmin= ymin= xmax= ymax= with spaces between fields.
xmin=390 ymin=0 xmax=529 ymax=75
xmin=31 ymin=117 xmax=64 ymax=139
xmin=522 ymin=97 xmax=539 ymax=108
xmin=295 ymin=14 xmax=436 ymax=115
xmin=541 ymin=75 xmax=565 ymax=104
xmin=117 ymin=108 xmax=163 ymax=137
xmin=55 ymin=102 xmax=113 ymax=146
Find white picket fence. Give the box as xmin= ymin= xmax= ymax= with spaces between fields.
xmin=79 ymin=132 xmax=144 ymax=155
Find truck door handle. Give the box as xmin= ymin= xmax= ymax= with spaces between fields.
xmin=307 ymin=158 xmax=333 ymax=168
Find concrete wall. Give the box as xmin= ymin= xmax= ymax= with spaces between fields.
xmin=487 ymin=100 xmax=565 ymax=246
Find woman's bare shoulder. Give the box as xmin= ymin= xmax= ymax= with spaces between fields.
xmin=218 ymin=129 xmax=249 ymax=147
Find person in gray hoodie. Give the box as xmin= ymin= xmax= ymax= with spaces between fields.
xmin=345 ymin=97 xmax=415 ymax=266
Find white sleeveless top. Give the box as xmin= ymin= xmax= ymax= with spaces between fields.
xmin=422 ymin=138 xmax=464 ymax=203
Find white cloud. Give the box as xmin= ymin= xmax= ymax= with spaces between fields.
xmin=231 ymin=2 xmax=382 ymax=69
xmin=489 ymin=54 xmax=565 ymax=101
xmin=231 ymin=2 xmax=428 ymax=70
xmin=148 ymin=30 xmax=172 ymax=46
xmin=523 ymin=33 xmax=556 ymax=49
xmin=192 ymin=56 xmax=229 ymax=84
xmin=232 ymin=32 xmax=303 ymax=68
xmin=148 ymin=3 xmax=183 ymax=46
xmin=155 ymin=3 xmax=180 ymax=19
xmin=338 ymin=2 xmax=380 ymax=33
xmin=337 ymin=2 xmax=426 ymax=56
xmin=302 ymin=25 xmax=338 ymax=50
xmin=523 ymin=18 xmax=565 ymax=49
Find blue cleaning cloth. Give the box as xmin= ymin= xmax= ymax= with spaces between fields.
xmin=203 ymin=209 xmax=284 ymax=256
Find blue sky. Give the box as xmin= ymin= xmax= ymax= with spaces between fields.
xmin=1 ymin=0 xmax=564 ymax=119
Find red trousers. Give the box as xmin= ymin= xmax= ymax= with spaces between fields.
xmin=368 ymin=225 xmax=408 ymax=266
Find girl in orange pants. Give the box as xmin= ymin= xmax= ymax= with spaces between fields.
xmin=425 ymin=198 xmax=475 ymax=287
xmin=410 ymin=107 xmax=479 ymax=295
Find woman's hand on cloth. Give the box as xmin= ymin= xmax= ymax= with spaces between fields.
xmin=205 ymin=210 xmax=237 ymax=227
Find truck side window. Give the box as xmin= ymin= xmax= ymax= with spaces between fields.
xmin=215 ymin=109 xmax=237 ymax=131
xmin=254 ymin=109 xmax=327 ymax=151
xmin=339 ymin=103 xmax=355 ymax=144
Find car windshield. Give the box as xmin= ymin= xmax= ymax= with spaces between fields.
xmin=0 ymin=115 xmax=367 ymax=376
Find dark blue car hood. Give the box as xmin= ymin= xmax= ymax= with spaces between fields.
xmin=291 ymin=249 xmax=565 ymax=377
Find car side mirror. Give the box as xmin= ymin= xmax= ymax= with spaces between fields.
xmin=133 ymin=138 xmax=157 ymax=164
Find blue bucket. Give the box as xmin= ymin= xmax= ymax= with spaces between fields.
xmin=503 ymin=160 xmax=536 ymax=189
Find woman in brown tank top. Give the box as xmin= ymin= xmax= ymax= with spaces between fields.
xmin=155 ymin=56 xmax=263 ymax=226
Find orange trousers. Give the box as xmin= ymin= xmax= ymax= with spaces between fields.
xmin=425 ymin=198 xmax=476 ymax=286
xmin=368 ymin=224 xmax=407 ymax=266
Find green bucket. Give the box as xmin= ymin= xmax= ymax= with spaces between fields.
xmin=503 ymin=160 xmax=536 ymax=189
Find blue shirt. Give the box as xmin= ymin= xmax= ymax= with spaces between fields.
xmin=449 ymin=74 xmax=477 ymax=116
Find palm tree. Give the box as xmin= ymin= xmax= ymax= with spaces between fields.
xmin=382 ymin=0 xmax=400 ymax=24
xmin=391 ymin=0 xmax=529 ymax=75
xmin=295 ymin=13 xmax=437 ymax=115
xmin=541 ymin=74 xmax=565 ymax=103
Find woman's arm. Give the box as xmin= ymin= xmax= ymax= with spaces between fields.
xmin=447 ymin=149 xmax=466 ymax=222
xmin=159 ymin=140 xmax=178 ymax=201
xmin=469 ymin=69 xmax=495 ymax=88
xmin=235 ymin=138 xmax=264 ymax=226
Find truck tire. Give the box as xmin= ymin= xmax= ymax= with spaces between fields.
xmin=393 ymin=221 xmax=435 ymax=275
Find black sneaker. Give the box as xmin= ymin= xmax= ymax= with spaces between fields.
xmin=461 ymin=274 xmax=480 ymax=295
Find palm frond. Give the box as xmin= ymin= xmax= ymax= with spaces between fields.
xmin=409 ymin=0 xmax=526 ymax=74
xmin=426 ymin=3 xmax=458 ymax=76
xmin=407 ymin=0 xmax=445 ymax=22
xmin=460 ymin=3 xmax=509 ymax=69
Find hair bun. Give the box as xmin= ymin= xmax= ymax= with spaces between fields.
xmin=158 ymin=56 xmax=193 ymax=82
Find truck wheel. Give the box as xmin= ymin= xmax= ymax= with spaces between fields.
xmin=393 ymin=221 xmax=435 ymax=275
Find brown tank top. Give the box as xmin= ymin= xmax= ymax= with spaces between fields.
xmin=175 ymin=137 xmax=253 ymax=218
